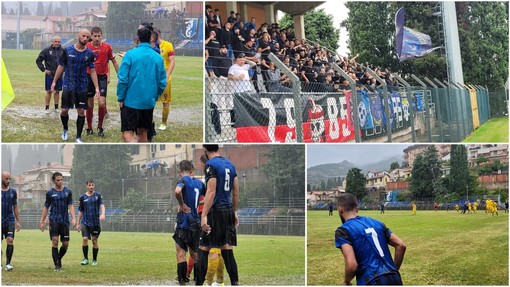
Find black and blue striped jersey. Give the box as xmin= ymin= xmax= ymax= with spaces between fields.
xmin=1 ymin=188 xmax=17 ymax=225
xmin=59 ymin=45 xmax=95 ymax=93
xmin=44 ymin=187 xmax=73 ymax=224
xmin=79 ymin=192 xmax=104 ymax=227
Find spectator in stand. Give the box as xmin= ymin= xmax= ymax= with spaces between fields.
xmin=265 ymin=61 xmax=292 ymax=93
xmin=258 ymin=33 xmax=273 ymax=62
xmin=244 ymin=17 xmax=257 ymax=34
xmin=228 ymin=53 xmax=256 ymax=93
xmin=231 ymin=28 xmax=245 ymax=59
xmin=207 ymin=10 xmax=221 ymax=38
xmin=214 ymin=9 xmax=222 ymax=27
xmin=221 ymin=22 xmax=234 ymax=59
xmin=227 ymin=11 xmax=236 ymax=24
xmin=212 ymin=45 xmax=232 ymax=78
xmin=233 ymin=13 xmax=243 ymax=29
xmin=205 ymin=31 xmax=221 ymax=77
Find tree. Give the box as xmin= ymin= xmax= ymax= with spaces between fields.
xmin=36 ymin=2 xmax=44 ymax=16
xmin=279 ymin=9 xmax=340 ymax=52
xmin=307 ymin=183 xmax=312 ymax=192
xmin=262 ymin=145 xmax=305 ymax=201
xmin=69 ymin=146 xmax=133 ymax=200
xmin=457 ymin=2 xmax=509 ymax=90
xmin=23 ymin=6 xmax=30 ymax=15
xmin=409 ymin=146 xmax=442 ymax=199
xmin=390 ymin=161 xmax=400 ymax=170
xmin=121 ymin=188 xmax=146 ymax=211
xmin=345 ymin=168 xmax=366 ymax=201
xmin=47 ymin=2 xmax=53 ymax=16
xmin=449 ymin=145 xmax=475 ymax=198
xmin=54 ymin=7 xmax=63 ymax=16
xmin=1 ymin=2 xmax=6 ymax=14
xmin=106 ymin=2 xmax=147 ymax=38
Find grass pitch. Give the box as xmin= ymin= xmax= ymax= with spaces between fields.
xmin=1 ymin=49 xmax=203 ymax=143
xmin=307 ymin=209 xmax=508 ymax=285
xmin=1 ymin=230 xmax=304 ymax=285
xmin=463 ymin=116 xmax=509 ymax=143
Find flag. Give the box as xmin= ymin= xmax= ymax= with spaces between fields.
xmin=395 ymin=7 xmax=440 ymax=61
xmin=1 ymin=58 xmax=15 ymax=110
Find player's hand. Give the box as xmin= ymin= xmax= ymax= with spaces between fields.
xmin=119 ymin=102 xmax=123 ymax=109
xmin=39 ymin=222 xmax=45 ymax=232
xmin=75 ymin=223 xmax=81 ymax=231
xmin=117 ymin=52 xmax=125 ymax=58
xmin=201 ymin=216 xmax=211 ymax=233
xmin=179 ymin=204 xmax=191 ymax=213
xmin=107 ymin=76 xmax=110 ymax=84
xmin=238 ymin=74 xmax=245 ymax=80
xmin=100 ymin=214 xmax=105 ymax=221
xmin=167 ymin=75 xmax=172 ymax=82
xmin=71 ymin=218 xmax=76 ymax=228
xmin=94 ymin=89 xmax=100 ymax=99
xmin=234 ymin=213 xmax=239 ymax=228
xmin=50 ymin=82 xmax=56 ymax=92
xmin=16 ymin=222 xmax=21 ymax=232
xmin=45 ymin=69 xmax=52 ymax=76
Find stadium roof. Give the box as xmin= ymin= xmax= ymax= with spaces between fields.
xmin=252 ymin=1 xmax=325 ymax=16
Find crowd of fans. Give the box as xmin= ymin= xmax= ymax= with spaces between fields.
xmin=205 ymin=5 xmax=400 ymax=94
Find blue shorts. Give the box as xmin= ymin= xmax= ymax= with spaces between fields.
xmin=45 ymin=74 xmax=62 ymax=91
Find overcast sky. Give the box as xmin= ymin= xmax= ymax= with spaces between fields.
xmin=307 ymin=144 xmax=412 ymax=168
xmin=318 ymin=0 xmax=349 ymax=56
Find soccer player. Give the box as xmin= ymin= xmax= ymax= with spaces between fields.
xmin=328 ymin=202 xmax=334 ymax=216
xmin=335 ymin=192 xmax=406 ymax=285
xmin=411 ymin=202 xmax=417 ymax=215
xmin=155 ymin=28 xmax=175 ymax=131
xmin=51 ymin=29 xmax=99 ymax=143
xmin=433 ymin=201 xmax=438 ymax=212
xmin=196 ymin=145 xmax=240 ymax=286
xmin=117 ymin=27 xmax=166 ymax=142
xmin=36 ymin=36 xmax=64 ymax=114
xmin=76 ymin=179 xmax=105 ymax=266
xmin=173 ymin=160 xmax=205 ymax=285
xmin=39 ymin=172 xmax=76 ymax=272
xmin=85 ymin=27 xmax=120 ymax=137
xmin=1 ymin=171 xmax=21 ymax=271
xmin=473 ymin=201 xmax=478 ymax=213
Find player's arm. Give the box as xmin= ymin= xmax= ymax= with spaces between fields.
xmin=388 ymin=233 xmax=406 ymax=270
xmin=39 ymin=207 xmax=48 ymax=232
xmin=166 ymin=54 xmax=175 ymax=80
xmin=13 ymin=204 xmax=21 ymax=231
xmin=340 ymin=243 xmax=358 ymax=285
xmin=232 ymin=176 xmax=240 ymax=227
xmin=89 ymin=68 xmax=100 ymax=98
xmin=100 ymin=204 xmax=106 ymax=221
xmin=201 ymin=178 xmax=217 ymax=233
xmin=36 ymin=48 xmax=48 ymax=73
xmin=51 ymin=65 xmax=64 ymax=91
xmin=111 ymin=57 xmax=120 ymax=74
xmin=69 ymin=203 xmax=76 ymax=228
xmin=76 ymin=210 xmax=82 ymax=231
xmin=175 ymin=182 xmax=191 ymax=213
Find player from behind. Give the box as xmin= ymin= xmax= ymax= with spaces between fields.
xmin=76 ymin=179 xmax=105 ymax=266
xmin=39 ymin=172 xmax=76 ymax=271
xmin=335 ymin=192 xmax=406 ymax=285
xmin=155 ymin=27 xmax=175 ymax=131
xmin=173 ymin=160 xmax=205 ymax=285
xmin=196 ymin=145 xmax=240 ymax=286
xmin=85 ymin=26 xmax=120 ymax=137
xmin=1 ymin=171 xmax=21 ymax=271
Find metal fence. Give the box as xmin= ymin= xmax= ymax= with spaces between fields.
xmin=205 ymin=52 xmax=504 ymax=143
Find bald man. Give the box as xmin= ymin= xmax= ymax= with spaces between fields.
xmin=52 ymin=29 xmax=99 ymax=143
xmin=1 ymin=171 xmax=21 ymax=271
xmin=36 ymin=36 xmax=64 ymax=114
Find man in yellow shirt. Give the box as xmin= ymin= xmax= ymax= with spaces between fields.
xmin=411 ymin=202 xmax=416 ymax=215
xmin=155 ymin=28 xmax=175 ymax=131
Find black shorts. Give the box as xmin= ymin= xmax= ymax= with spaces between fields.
xmin=367 ymin=271 xmax=403 ymax=285
xmin=200 ymin=208 xmax=237 ymax=248
xmin=81 ymin=224 xmax=101 ymax=239
xmin=1 ymin=223 xmax=15 ymax=239
xmin=173 ymin=228 xmax=200 ymax=253
xmin=61 ymin=90 xmax=88 ymax=109
xmin=49 ymin=221 xmax=70 ymax=242
xmin=120 ymin=105 xmax=154 ymax=132
xmin=87 ymin=74 xmax=108 ymax=98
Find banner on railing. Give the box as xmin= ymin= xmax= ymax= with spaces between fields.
xmin=234 ymin=92 xmax=356 ymax=143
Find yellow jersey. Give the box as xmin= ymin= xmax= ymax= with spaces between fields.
xmin=159 ymin=39 xmax=175 ymax=70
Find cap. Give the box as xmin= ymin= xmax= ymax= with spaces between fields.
xmin=220 ymin=45 xmax=227 ymax=49
xmin=236 ymin=53 xmax=246 ymax=59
